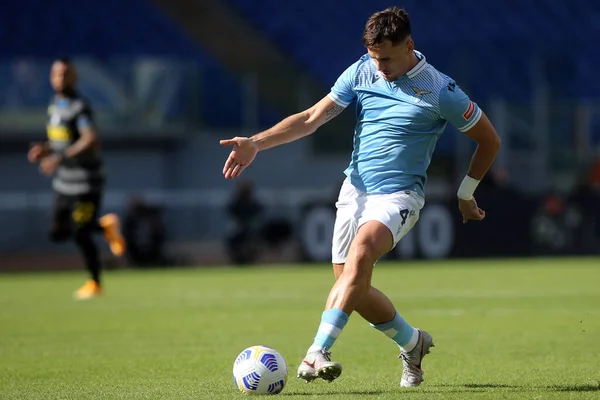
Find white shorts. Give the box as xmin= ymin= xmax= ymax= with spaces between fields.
xmin=331 ymin=178 xmax=425 ymax=264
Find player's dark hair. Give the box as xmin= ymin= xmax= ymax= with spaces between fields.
xmin=54 ymin=57 xmax=72 ymax=65
xmin=362 ymin=7 xmax=412 ymax=47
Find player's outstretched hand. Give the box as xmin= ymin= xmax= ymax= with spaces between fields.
xmin=458 ymin=197 xmax=486 ymax=224
xmin=220 ymin=136 xmax=259 ymax=179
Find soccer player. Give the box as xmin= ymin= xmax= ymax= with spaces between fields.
xmin=220 ymin=7 xmax=500 ymax=387
xmin=27 ymin=58 xmax=126 ymax=300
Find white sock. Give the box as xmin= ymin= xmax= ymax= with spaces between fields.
xmin=400 ymin=328 xmax=420 ymax=352
xmin=307 ymin=345 xmax=323 ymax=354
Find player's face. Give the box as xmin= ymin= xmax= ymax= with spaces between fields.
xmin=367 ymin=38 xmax=414 ymax=81
xmin=50 ymin=61 xmax=77 ymax=93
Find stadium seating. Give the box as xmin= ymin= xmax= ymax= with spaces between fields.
xmin=226 ymin=0 xmax=600 ymax=152
xmin=226 ymin=0 xmax=600 ymax=101
xmin=0 ymin=0 xmax=278 ymax=128
xmin=1 ymin=0 xmax=598 ymax=138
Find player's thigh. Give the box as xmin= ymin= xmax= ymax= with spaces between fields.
xmin=50 ymin=193 xmax=73 ymax=240
xmin=331 ymin=208 xmax=359 ymax=265
xmin=71 ymin=192 xmax=101 ymax=231
xmin=349 ymin=220 xmax=394 ymax=266
xmin=360 ymin=191 xmax=424 ymax=250
xmin=331 ymin=179 xmax=362 ymax=265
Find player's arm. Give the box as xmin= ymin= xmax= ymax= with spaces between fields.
xmin=27 ymin=142 xmax=52 ymax=163
xmin=61 ymin=123 xmax=98 ymax=159
xmin=461 ymin=112 xmax=501 ymax=182
xmin=220 ymin=60 xmax=358 ymax=179
xmin=439 ymin=82 xmax=501 ymax=222
xmin=220 ymin=96 xmax=347 ymax=179
xmin=39 ymin=108 xmax=98 ymax=176
xmin=251 ymin=96 xmax=345 ymax=151
xmin=456 ymin=114 xmax=500 ymax=223
xmin=59 ymin=105 xmax=99 ymax=161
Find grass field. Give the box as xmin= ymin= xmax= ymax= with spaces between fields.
xmin=1 ymin=258 xmax=600 ymax=399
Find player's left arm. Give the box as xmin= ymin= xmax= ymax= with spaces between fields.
xmin=62 ymin=106 xmax=98 ymax=159
xmin=40 ymin=105 xmax=98 ymax=176
xmin=461 ymin=113 xmax=501 ymax=181
xmin=439 ymin=82 xmax=501 ymax=222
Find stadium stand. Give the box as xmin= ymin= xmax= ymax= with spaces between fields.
xmin=2 ymin=0 xmax=599 ymax=145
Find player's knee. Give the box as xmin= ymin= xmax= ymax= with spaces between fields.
xmin=345 ymin=243 xmax=376 ymax=281
xmin=49 ymin=228 xmax=71 ymax=242
xmin=351 ymin=242 xmax=378 ymax=268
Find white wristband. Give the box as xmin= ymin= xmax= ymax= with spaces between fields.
xmin=457 ymin=175 xmax=480 ymax=200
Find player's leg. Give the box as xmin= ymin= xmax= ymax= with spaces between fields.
xmin=333 ymin=263 xmax=432 ymax=386
xmin=297 ymin=179 xmax=359 ymax=383
xmin=326 ymin=220 xmax=393 ymax=313
xmin=71 ymin=193 xmax=103 ymax=300
xmin=333 ymin=264 xmax=396 ymax=324
xmin=299 ymin=220 xmax=392 ymax=383
xmin=331 ymin=263 xmax=418 ymax=346
xmin=348 ymin=191 xmax=433 ymax=387
xmin=49 ymin=193 xmax=73 ymax=243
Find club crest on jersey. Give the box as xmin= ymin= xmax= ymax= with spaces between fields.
xmin=463 ymin=101 xmax=475 ymax=120
xmin=411 ymin=86 xmax=431 ymax=103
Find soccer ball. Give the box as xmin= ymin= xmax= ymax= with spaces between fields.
xmin=233 ymin=345 xmax=288 ymax=395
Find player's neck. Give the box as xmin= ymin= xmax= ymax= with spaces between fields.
xmin=406 ymin=51 xmax=419 ymax=73
xmin=56 ymin=88 xmax=77 ymax=99
xmin=393 ymin=52 xmax=420 ymax=81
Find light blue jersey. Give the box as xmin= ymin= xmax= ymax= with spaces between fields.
xmin=329 ymin=51 xmax=482 ymax=196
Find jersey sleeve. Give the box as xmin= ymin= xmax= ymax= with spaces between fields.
xmin=327 ymin=60 xmax=360 ymax=107
xmin=439 ymin=81 xmax=482 ymax=132
xmin=76 ymin=103 xmax=94 ymax=130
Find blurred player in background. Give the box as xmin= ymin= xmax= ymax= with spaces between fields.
xmin=27 ymin=58 xmax=126 ymax=300
xmin=220 ymin=7 xmax=500 ymax=387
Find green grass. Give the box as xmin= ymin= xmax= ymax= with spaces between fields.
xmin=1 ymin=258 xmax=600 ymax=399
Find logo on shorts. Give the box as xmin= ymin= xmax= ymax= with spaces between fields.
xmin=397 ymin=209 xmax=417 ymax=235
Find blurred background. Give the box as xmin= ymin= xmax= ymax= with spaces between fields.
xmin=1 ymin=0 xmax=599 ymax=271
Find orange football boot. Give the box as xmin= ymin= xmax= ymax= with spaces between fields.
xmin=99 ymin=213 xmax=126 ymax=256
xmin=73 ymin=279 xmax=102 ymax=300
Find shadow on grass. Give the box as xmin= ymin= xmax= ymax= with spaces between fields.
xmin=463 ymin=384 xmax=521 ymax=389
xmin=431 ymin=382 xmax=600 ymax=393
xmin=282 ymin=382 xmax=600 ymax=396
xmin=545 ymin=383 xmax=600 ymax=392
xmin=282 ymin=389 xmax=387 ymax=396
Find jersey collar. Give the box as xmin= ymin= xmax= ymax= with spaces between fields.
xmin=406 ymin=50 xmax=427 ymax=79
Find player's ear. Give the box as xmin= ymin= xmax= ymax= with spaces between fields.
xmin=406 ymin=38 xmax=414 ymax=53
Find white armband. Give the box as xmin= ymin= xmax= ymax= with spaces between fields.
xmin=457 ymin=175 xmax=480 ymax=200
